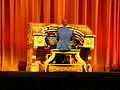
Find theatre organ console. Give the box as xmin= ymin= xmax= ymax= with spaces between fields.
xmin=26 ymin=22 xmax=96 ymax=72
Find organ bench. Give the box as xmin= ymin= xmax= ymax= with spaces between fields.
xmin=44 ymin=49 xmax=87 ymax=72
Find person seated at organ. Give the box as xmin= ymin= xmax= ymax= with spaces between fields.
xmin=56 ymin=20 xmax=73 ymax=52
xmin=55 ymin=20 xmax=73 ymax=64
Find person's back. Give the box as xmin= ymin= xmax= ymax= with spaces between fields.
xmin=56 ymin=20 xmax=72 ymax=52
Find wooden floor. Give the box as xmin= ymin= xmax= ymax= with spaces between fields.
xmin=0 ymin=71 xmax=120 ymax=90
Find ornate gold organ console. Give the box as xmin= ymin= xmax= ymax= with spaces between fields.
xmin=26 ymin=22 xmax=96 ymax=72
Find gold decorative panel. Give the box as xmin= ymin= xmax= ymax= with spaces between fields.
xmin=48 ymin=64 xmax=82 ymax=72
xmin=83 ymin=35 xmax=96 ymax=49
xmin=33 ymin=35 xmax=47 ymax=47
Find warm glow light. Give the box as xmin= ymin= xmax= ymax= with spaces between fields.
xmin=88 ymin=56 xmax=92 ymax=60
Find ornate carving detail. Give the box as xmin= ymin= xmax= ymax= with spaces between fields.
xmin=48 ymin=65 xmax=82 ymax=72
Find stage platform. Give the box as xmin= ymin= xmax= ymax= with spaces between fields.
xmin=0 ymin=71 xmax=120 ymax=78
xmin=0 ymin=71 xmax=120 ymax=90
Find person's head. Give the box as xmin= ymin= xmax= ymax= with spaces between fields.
xmin=62 ymin=20 xmax=68 ymax=26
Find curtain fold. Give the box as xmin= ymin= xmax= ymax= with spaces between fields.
xmin=0 ymin=0 xmax=2 ymax=68
xmin=0 ymin=0 xmax=120 ymax=71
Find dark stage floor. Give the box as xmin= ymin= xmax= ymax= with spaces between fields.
xmin=0 ymin=72 xmax=120 ymax=90
xmin=1 ymin=71 xmax=120 ymax=78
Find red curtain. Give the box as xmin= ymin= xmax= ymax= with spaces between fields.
xmin=0 ymin=0 xmax=120 ymax=71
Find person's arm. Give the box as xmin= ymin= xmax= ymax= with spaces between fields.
xmin=56 ymin=30 xmax=59 ymax=41
xmin=71 ymin=31 xmax=74 ymax=41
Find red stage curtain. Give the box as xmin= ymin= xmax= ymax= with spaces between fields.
xmin=0 ymin=0 xmax=120 ymax=71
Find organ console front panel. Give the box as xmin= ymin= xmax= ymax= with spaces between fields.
xmin=26 ymin=22 xmax=96 ymax=72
